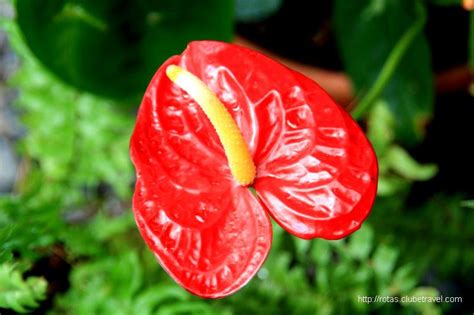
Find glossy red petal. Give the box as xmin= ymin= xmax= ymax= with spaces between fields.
xmin=133 ymin=178 xmax=271 ymax=298
xmin=130 ymin=54 xmax=272 ymax=297
xmin=254 ymin=64 xmax=378 ymax=240
xmin=170 ymin=41 xmax=377 ymax=240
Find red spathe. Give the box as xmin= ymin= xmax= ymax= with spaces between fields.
xmin=130 ymin=41 xmax=378 ymax=298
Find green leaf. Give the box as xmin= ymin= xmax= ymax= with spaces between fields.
xmin=133 ymin=285 xmax=188 ymax=314
xmin=376 ymin=176 xmax=409 ymax=196
xmin=334 ymin=0 xmax=434 ymax=145
xmin=89 ymin=211 xmax=135 ymax=242
xmin=15 ymin=0 xmax=234 ymax=99
xmin=56 ymin=252 xmax=146 ymax=314
xmin=385 ymin=146 xmax=438 ymax=181
xmin=367 ymin=100 xmax=395 ymax=156
xmin=311 ymin=239 xmax=331 ymax=266
xmin=110 ymin=251 xmax=143 ymax=299
xmin=235 ymin=0 xmax=283 ymax=22
xmin=401 ymin=287 xmax=442 ymax=315
xmin=0 ymin=263 xmax=47 ymax=313
xmin=292 ymin=235 xmax=311 ymax=261
xmin=461 ymin=199 xmax=474 ymax=209
xmin=0 ymin=193 xmax=64 ymax=262
xmin=373 ymin=244 xmax=398 ymax=282
xmin=428 ymin=0 xmax=461 ymax=5
xmin=392 ymin=264 xmax=417 ymax=294
xmin=156 ymin=302 xmax=219 ymax=315
xmin=347 ymin=224 xmax=374 ymax=260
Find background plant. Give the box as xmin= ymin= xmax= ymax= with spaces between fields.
xmin=1 ymin=0 xmax=473 ymax=314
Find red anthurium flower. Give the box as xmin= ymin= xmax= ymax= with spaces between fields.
xmin=130 ymin=41 xmax=378 ymax=298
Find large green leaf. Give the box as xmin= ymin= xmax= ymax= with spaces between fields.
xmin=15 ymin=0 xmax=234 ymax=100
xmin=334 ymin=0 xmax=434 ymax=145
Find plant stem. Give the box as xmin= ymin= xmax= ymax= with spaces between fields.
xmin=351 ymin=1 xmax=427 ymax=120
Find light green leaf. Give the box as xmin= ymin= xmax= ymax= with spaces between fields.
xmin=385 ymin=146 xmax=438 ymax=181
xmin=156 ymin=302 xmax=219 ymax=315
xmin=133 ymin=285 xmax=188 ymax=314
xmin=373 ymin=244 xmax=398 ymax=282
xmin=392 ymin=264 xmax=417 ymax=294
xmin=377 ymin=176 xmax=409 ymax=196
xmin=311 ymin=239 xmax=331 ymax=266
xmin=0 ymin=263 xmax=47 ymax=313
xmin=367 ymin=100 xmax=395 ymax=156
xmin=292 ymin=236 xmax=311 ymax=260
xmin=461 ymin=200 xmax=474 ymax=209
xmin=347 ymin=224 xmax=374 ymax=260
xmin=402 ymin=287 xmax=442 ymax=315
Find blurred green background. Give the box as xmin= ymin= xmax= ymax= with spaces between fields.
xmin=0 ymin=0 xmax=473 ymax=314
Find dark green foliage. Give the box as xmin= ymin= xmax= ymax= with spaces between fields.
xmin=371 ymin=195 xmax=474 ymax=280
xmin=15 ymin=0 xmax=234 ymax=100
xmin=334 ymin=0 xmax=434 ymax=146
xmin=367 ymin=101 xmax=437 ymax=196
xmin=0 ymin=183 xmax=63 ymax=263
xmin=55 ymin=251 xmax=227 ymax=315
